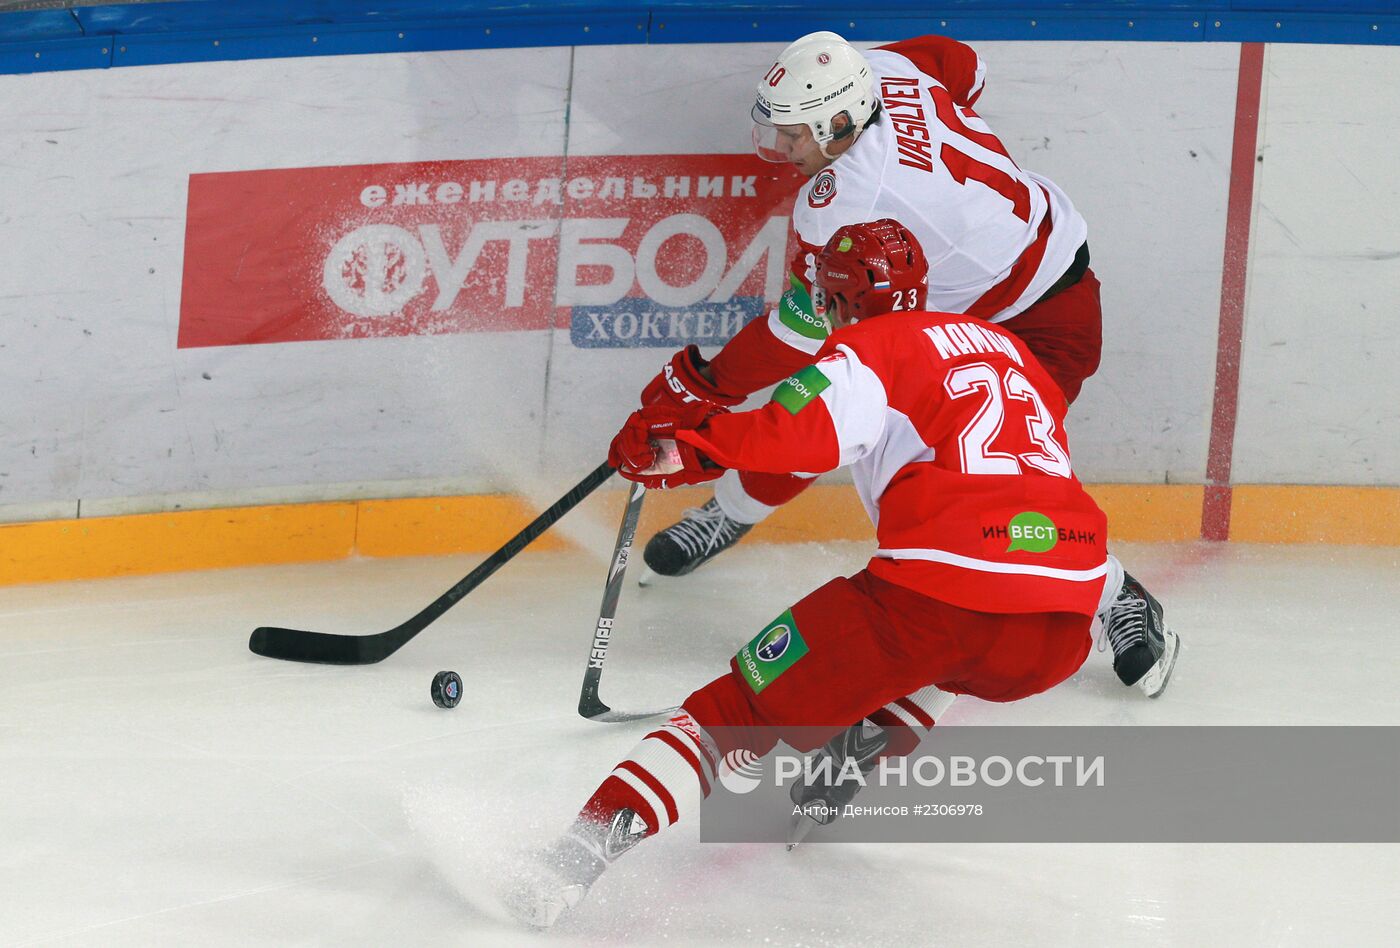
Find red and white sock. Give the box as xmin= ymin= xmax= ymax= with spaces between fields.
xmin=577 ymin=710 xmax=718 ymax=846
xmin=866 ymin=684 xmax=955 ymax=758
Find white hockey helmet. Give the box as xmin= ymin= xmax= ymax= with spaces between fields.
xmin=752 ymin=32 xmax=877 ymax=163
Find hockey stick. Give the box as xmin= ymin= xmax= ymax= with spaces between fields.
xmin=578 ymin=479 xmax=680 ymax=723
xmin=248 ymin=461 xmax=616 ymax=665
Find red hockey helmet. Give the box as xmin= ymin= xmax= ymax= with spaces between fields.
xmin=812 ymin=218 xmax=928 ymax=327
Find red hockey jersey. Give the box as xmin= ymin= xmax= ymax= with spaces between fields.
xmin=709 ymin=35 xmax=1088 ymax=397
xmin=679 ymin=312 xmax=1108 ymax=617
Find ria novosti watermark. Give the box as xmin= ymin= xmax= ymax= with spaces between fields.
xmin=700 ymin=726 xmax=1400 ymax=844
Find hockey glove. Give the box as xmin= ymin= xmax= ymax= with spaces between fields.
xmin=609 ymin=410 xmax=725 ymax=490
xmin=639 ymin=346 xmax=745 ymax=425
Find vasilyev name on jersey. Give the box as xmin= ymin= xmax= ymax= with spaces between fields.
xmin=880 ymin=76 xmax=936 ymax=173
xmin=923 ymin=322 xmax=1024 ymax=366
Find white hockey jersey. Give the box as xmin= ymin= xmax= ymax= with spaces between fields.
xmin=795 ymin=37 xmax=1087 ymax=326
xmin=708 ymin=36 xmax=1090 ymax=396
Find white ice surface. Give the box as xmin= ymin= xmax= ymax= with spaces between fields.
xmin=2 ymin=538 xmax=1398 ymax=946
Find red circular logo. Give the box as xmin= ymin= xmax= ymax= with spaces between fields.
xmin=817 ymin=52 xmax=831 ymax=65
xmin=808 ymin=169 xmax=838 ymax=208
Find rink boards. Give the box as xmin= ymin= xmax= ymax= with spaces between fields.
xmin=1 ymin=40 xmax=1398 ymax=581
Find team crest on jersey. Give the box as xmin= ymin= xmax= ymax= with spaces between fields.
xmin=808 ymin=170 xmax=838 ymax=208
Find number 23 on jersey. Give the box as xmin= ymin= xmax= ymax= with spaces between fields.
xmin=942 ymin=360 xmax=1074 ymax=478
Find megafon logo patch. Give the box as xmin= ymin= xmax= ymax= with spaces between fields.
xmin=178 ymin=155 xmax=801 ymax=348
xmin=808 ymin=169 xmax=837 ymax=208
xmin=772 ymin=364 xmax=831 ymax=415
xmin=735 ymin=610 xmax=809 ymax=694
xmin=755 ymin=624 xmax=793 ymax=661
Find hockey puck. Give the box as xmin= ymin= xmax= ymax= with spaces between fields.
xmin=431 ymin=670 xmax=463 ymax=709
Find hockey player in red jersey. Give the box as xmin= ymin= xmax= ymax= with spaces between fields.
xmin=506 ymin=221 xmax=1174 ymax=928
xmin=635 ymin=30 xmax=1177 ymax=700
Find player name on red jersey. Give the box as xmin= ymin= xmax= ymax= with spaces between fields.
xmin=922 ymin=321 xmax=1025 ymax=366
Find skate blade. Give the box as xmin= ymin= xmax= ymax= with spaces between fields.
xmin=637 ymin=567 xmax=658 ymax=587
xmin=502 ymin=866 xmax=588 ymax=930
xmin=786 ymin=812 xmax=821 ymax=851
xmin=1139 ymin=627 xmax=1181 ymax=699
xmin=505 ymin=886 xmax=584 ymax=930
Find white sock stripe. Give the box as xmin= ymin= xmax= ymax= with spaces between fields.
xmin=654 ymin=724 xmax=716 ymax=778
xmin=905 ymin=684 xmax=957 ymax=723
xmin=690 ymin=719 xmax=724 ymax=765
xmin=611 ymin=766 xmax=672 ymax=830
xmin=882 ymin=701 xmax=923 ymax=729
xmin=635 ymin=733 xmax=708 ymax=797
xmin=645 ymin=732 xmax=706 ymax=783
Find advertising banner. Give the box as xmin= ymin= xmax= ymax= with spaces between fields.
xmin=179 ymin=154 xmax=803 ymax=349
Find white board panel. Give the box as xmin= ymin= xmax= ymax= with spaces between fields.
xmin=1234 ymin=43 xmax=1400 ymax=485
xmin=969 ymin=41 xmax=1237 ymax=483
xmin=0 ymin=49 xmax=571 ymax=510
xmin=7 ymin=38 xmax=1381 ymax=518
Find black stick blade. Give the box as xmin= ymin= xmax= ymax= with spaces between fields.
xmin=248 ymin=626 xmax=393 ymax=665
xmin=249 ymin=462 xmax=616 ymax=667
xmin=578 ymin=645 xmax=675 ymax=723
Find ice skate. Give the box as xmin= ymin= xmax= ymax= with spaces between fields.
xmin=641 ymin=497 xmax=753 ymax=580
xmin=504 ymin=808 xmax=647 ymax=929
xmin=1101 ymin=572 xmax=1181 ymax=698
xmin=787 ymin=719 xmax=890 ymax=849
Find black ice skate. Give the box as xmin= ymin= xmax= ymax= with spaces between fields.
xmin=787 ymin=719 xmax=891 ymax=849
xmin=640 ymin=497 xmax=753 ymax=582
xmin=1101 ymin=572 xmax=1181 ymax=698
xmin=505 ymin=808 xmax=648 ymax=929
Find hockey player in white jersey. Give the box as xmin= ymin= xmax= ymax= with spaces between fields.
xmin=633 ymin=31 xmax=1176 ymax=697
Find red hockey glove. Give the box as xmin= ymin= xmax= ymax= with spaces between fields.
xmin=639 ymin=346 xmax=745 ymax=426
xmin=611 ymin=345 xmax=738 ymax=473
xmin=608 ymin=410 xmax=726 ymax=490
xmin=608 ymin=404 xmax=711 ymax=473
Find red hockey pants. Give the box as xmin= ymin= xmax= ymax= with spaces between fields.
xmin=682 ymin=569 xmax=1092 ymax=756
